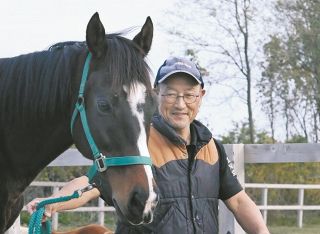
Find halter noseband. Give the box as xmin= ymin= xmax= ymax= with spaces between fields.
xmin=70 ymin=53 xmax=152 ymax=180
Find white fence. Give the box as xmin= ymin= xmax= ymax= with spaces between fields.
xmin=5 ymin=143 xmax=320 ymax=234
xmin=219 ymin=144 xmax=320 ymax=234
xmin=245 ymin=183 xmax=320 ymax=228
xmin=20 ymin=182 xmax=320 ymax=232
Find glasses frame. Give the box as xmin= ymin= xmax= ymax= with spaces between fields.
xmin=161 ymin=93 xmax=200 ymax=104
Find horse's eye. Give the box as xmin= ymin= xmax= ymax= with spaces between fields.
xmin=97 ymin=100 xmax=112 ymax=113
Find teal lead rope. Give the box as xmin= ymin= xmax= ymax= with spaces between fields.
xmin=28 ymin=191 xmax=80 ymax=234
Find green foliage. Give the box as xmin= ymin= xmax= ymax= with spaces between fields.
xmin=220 ymin=121 xmax=274 ymax=144
xmin=20 ymin=211 xmax=30 ymax=225
xmin=35 ymin=166 xmax=89 ymax=182
xmin=260 ymin=0 xmax=320 ymax=142
xmin=286 ymin=134 xmax=307 ymax=143
xmin=220 ymin=122 xmax=252 ymax=144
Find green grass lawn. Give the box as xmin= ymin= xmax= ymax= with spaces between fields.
xmin=269 ymin=225 xmax=320 ymax=234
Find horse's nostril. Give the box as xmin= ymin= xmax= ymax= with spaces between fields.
xmin=130 ymin=191 xmax=144 ymax=209
xmin=129 ymin=187 xmax=147 ymax=212
xmin=143 ymin=212 xmax=153 ymax=224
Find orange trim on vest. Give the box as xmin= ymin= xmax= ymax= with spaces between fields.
xmin=148 ymin=126 xmax=218 ymax=167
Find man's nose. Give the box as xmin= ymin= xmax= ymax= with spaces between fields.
xmin=174 ymin=96 xmax=187 ymax=107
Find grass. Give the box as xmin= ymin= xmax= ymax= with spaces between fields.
xmin=21 ymin=209 xmax=320 ymax=233
xmin=21 ymin=211 xmax=117 ymax=232
xmin=269 ymin=225 xmax=320 ymax=234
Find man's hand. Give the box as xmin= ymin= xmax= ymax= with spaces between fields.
xmin=26 ymin=197 xmax=54 ymax=221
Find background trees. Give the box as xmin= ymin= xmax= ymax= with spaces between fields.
xmin=260 ymin=0 xmax=320 ymax=142
xmin=164 ymin=0 xmax=319 ymax=143
xmin=164 ymin=0 xmax=262 ymax=143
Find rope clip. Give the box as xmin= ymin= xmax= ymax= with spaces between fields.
xmin=77 ymin=183 xmax=96 ymax=197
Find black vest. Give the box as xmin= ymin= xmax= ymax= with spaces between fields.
xmin=115 ymin=115 xmax=242 ymax=234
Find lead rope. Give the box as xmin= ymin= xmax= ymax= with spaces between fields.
xmin=28 ymin=184 xmax=95 ymax=234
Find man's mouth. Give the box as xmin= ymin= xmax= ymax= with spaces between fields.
xmin=172 ymin=112 xmax=187 ymax=116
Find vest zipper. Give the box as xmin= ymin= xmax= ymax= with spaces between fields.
xmin=188 ymin=157 xmax=196 ymax=233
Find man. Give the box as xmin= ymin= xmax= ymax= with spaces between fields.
xmin=27 ymin=56 xmax=269 ymax=234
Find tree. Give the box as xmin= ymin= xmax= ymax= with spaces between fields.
xmin=216 ymin=0 xmax=255 ymax=143
xmin=164 ymin=0 xmax=264 ymax=143
xmin=260 ymin=0 xmax=320 ymax=142
xmin=259 ymin=37 xmax=281 ymax=142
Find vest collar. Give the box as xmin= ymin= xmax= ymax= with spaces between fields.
xmin=151 ymin=114 xmax=212 ymax=148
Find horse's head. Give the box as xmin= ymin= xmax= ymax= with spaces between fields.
xmin=71 ymin=13 xmax=158 ymax=225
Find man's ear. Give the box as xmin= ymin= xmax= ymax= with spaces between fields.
xmin=197 ymin=89 xmax=206 ymax=108
xmin=201 ymin=89 xmax=206 ymax=97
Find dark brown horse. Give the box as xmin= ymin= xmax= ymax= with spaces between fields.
xmin=52 ymin=224 xmax=113 ymax=234
xmin=0 ymin=13 xmax=157 ymax=233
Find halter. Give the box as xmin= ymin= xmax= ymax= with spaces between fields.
xmin=70 ymin=53 xmax=152 ymax=180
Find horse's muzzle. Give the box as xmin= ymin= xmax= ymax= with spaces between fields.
xmin=113 ymin=186 xmax=158 ymax=225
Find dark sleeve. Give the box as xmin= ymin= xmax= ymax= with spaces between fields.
xmin=214 ymin=139 xmax=243 ymax=200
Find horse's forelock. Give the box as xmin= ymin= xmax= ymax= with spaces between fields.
xmin=104 ymin=34 xmax=152 ymax=94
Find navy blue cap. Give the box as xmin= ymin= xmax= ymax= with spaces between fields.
xmin=154 ymin=56 xmax=204 ymax=88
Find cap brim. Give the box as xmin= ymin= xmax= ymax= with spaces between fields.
xmin=157 ymin=70 xmax=202 ymax=85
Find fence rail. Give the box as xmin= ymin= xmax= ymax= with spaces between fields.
xmin=5 ymin=143 xmax=320 ymax=234
xmin=244 ymin=183 xmax=320 ymax=227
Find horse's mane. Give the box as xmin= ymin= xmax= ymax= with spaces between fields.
xmin=0 ymin=34 xmax=151 ymax=123
xmin=0 ymin=42 xmax=83 ymax=123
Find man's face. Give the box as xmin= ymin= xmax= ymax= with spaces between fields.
xmin=157 ymin=73 xmax=205 ymax=133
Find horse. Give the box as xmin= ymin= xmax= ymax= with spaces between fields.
xmin=52 ymin=224 xmax=113 ymax=234
xmin=0 ymin=12 xmax=158 ymax=233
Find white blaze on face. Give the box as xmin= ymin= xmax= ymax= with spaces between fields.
xmin=124 ymin=82 xmax=157 ymax=217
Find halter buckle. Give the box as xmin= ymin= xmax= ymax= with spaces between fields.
xmin=95 ymin=154 xmax=107 ymax=172
xmin=77 ymin=183 xmax=96 ymax=196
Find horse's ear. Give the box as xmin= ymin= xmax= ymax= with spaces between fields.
xmin=133 ymin=17 xmax=153 ymax=56
xmin=86 ymin=12 xmax=107 ymax=58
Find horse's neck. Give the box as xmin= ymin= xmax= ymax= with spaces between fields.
xmin=2 ymin=114 xmax=73 ymax=186
xmin=0 ymin=49 xmax=86 ymax=182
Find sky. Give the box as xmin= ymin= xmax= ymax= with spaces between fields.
xmin=0 ymin=0 xmax=273 ymax=139
xmin=0 ymin=0 xmax=172 ymax=70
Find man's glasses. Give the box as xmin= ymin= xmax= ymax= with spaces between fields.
xmin=161 ymin=93 xmax=200 ymax=104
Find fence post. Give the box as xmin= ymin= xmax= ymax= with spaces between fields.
xmin=219 ymin=144 xmax=245 ymax=234
xmin=98 ymin=198 xmax=105 ymax=225
xmin=262 ymin=188 xmax=268 ymax=223
xmin=4 ymin=215 xmax=21 ymax=234
xmin=297 ymin=188 xmax=304 ymax=228
xmin=52 ymin=186 xmax=59 ymax=231
xmin=232 ymin=144 xmax=245 ymax=234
